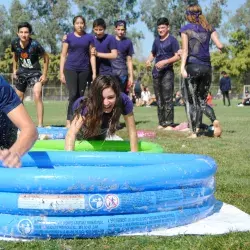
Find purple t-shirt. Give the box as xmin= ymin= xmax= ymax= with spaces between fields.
xmin=0 ymin=75 xmax=21 ymax=149
xmin=94 ymin=34 xmax=117 ymax=75
xmin=111 ymin=37 xmax=134 ymax=76
xmin=63 ymin=32 xmax=94 ymax=71
xmin=179 ymin=24 xmax=215 ymax=66
xmin=151 ymin=35 xmax=179 ymax=78
xmin=73 ymin=92 xmax=133 ymax=130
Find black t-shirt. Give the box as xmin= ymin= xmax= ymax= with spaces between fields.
xmin=11 ymin=38 xmax=45 ymax=74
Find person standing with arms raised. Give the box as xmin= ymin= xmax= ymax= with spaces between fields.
xmin=60 ymin=16 xmax=96 ymax=128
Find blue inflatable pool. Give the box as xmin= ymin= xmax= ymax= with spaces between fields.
xmin=37 ymin=126 xmax=68 ymax=139
xmin=0 ymin=151 xmax=217 ymax=239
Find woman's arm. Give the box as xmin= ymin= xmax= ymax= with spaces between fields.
xmin=211 ymin=31 xmax=223 ymax=50
xmin=60 ymin=39 xmax=69 ymax=84
xmin=123 ymin=113 xmax=138 ymax=152
xmin=180 ymin=33 xmax=188 ymax=78
xmin=89 ymin=44 xmax=97 ymax=81
xmin=65 ymin=115 xmax=84 ymax=151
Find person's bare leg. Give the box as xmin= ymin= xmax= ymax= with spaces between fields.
xmin=15 ymin=89 xmax=25 ymax=102
xmin=213 ymin=120 xmax=222 ymax=137
xmin=33 ymin=82 xmax=43 ymax=127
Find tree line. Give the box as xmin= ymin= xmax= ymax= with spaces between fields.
xmin=0 ymin=0 xmax=249 ymax=92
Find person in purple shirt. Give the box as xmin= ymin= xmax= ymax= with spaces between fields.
xmin=65 ymin=75 xmax=138 ymax=152
xmin=112 ymin=20 xmax=134 ymax=94
xmin=60 ymin=16 xmax=96 ymax=128
xmin=91 ymin=18 xmax=117 ymax=76
xmin=0 ymin=75 xmax=37 ymax=168
xmin=146 ymin=18 xmax=180 ymax=130
xmin=180 ymin=2 xmax=224 ymax=138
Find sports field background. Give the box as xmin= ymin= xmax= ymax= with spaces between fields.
xmin=1 ymin=99 xmax=250 ymax=249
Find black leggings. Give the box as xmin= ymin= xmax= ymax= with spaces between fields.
xmin=64 ymin=69 xmax=90 ymax=121
xmin=183 ymin=64 xmax=216 ymax=133
xmin=222 ymin=91 xmax=230 ymax=106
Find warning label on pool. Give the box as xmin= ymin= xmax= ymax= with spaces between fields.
xmin=105 ymin=194 xmax=119 ymax=210
xmin=18 ymin=194 xmax=85 ymax=210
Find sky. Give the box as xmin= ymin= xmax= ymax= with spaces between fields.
xmin=0 ymin=0 xmax=247 ymax=58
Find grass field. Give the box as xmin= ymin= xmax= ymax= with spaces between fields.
xmin=1 ymin=99 xmax=250 ymax=250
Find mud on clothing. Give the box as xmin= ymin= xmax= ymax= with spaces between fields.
xmin=179 ymin=23 xmax=219 ymax=132
xmin=151 ymin=34 xmax=179 ymax=126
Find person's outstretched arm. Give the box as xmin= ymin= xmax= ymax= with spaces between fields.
xmin=65 ymin=115 xmax=84 ymax=151
xmin=123 ymin=112 xmax=138 ymax=152
xmin=0 ymin=104 xmax=38 ymax=168
xmin=180 ymin=33 xmax=188 ymax=78
xmin=211 ymin=31 xmax=223 ymax=51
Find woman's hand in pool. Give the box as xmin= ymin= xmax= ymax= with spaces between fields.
xmin=65 ymin=116 xmax=85 ymax=151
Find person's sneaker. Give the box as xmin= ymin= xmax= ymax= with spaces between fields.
xmin=237 ymin=104 xmax=244 ymax=107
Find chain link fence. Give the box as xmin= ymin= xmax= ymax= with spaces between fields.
xmin=1 ymin=72 xmax=248 ymax=101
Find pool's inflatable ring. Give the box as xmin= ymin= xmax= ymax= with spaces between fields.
xmin=37 ymin=126 xmax=68 ymax=140
xmin=32 ymin=140 xmax=164 ymax=153
xmin=0 ymin=151 xmax=217 ymax=239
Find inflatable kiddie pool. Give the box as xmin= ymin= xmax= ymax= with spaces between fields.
xmin=0 ymin=151 xmax=217 ymax=239
xmin=37 ymin=126 xmax=68 ymax=140
xmin=32 ymin=140 xmax=164 ymax=153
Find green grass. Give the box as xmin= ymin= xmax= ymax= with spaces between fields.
xmin=1 ymin=99 xmax=250 ymax=249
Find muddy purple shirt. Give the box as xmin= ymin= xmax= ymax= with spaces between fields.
xmin=94 ymin=34 xmax=117 ymax=75
xmin=179 ymin=23 xmax=215 ymax=66
xmin=63 ymin=32 xmax=94 ymax=71
xmin=151 ymin=35 xmax=179 ymax=78
xmin=111 ymin=37 xmax=134 ymax=76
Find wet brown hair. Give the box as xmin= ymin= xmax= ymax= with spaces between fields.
xmin=74 ymin=75 xmax=121 ymax=138
xmin=186 ymin=5 xmax=212 ymax=31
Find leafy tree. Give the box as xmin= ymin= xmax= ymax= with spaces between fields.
xmin=73 ymin=0 xmax=142 ymax=43
xmin=211 ymin=31 xmax=250 ymax=91
xmin=0 ymin=5 xmax=11 ymax=57
xmin=9 ymin=0 xmax=31 ymax=37
xmin=230 ymin=0 xmax=250 ymax=39
xmin=25 ymin=0 xmax=72 ymax=54
xmin=140 ymin=0 xmax=227 ymax=37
